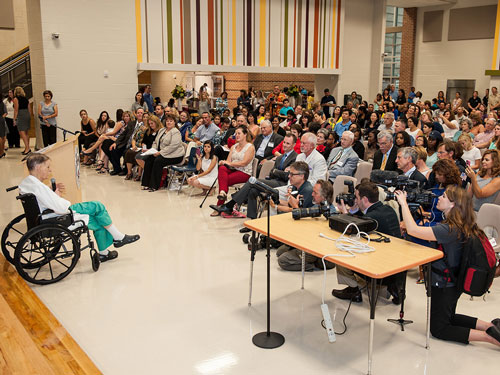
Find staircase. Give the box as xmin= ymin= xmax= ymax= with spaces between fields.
xmin=0 ymin=46 xmax=32 ymax=97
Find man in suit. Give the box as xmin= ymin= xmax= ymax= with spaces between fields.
xmin=210 ymin=133 xmax=297 ymax=222
xmin=332 ymin=180 xmax=401 ymax=303
xmin=395 ymin=147 xmax=427 ymax=188
xmin=253 ymin=120 xmax=283 ymax=162
xmin=326 ymin=130 xmax=359 ymax=183
xmin=373 ymin=130 xmax=400 ymax=172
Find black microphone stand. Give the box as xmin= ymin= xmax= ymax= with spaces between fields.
xmin=252 ymin=193 xmax=285 ymax=349
xmin=51 ymin=124 xmax=77 ymax=142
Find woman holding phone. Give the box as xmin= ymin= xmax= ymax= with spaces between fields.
xmin=187 ymin=141 xmax=218 ymax=194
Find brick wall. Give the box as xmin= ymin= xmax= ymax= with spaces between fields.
xmin=400 ymin=8 xmax=417 ymax=94
xmin=223 ymin=72 xmax=314 ymax=108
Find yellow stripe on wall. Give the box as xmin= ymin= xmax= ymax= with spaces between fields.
xmin=232 ymin=0 xmax=237 ymax=65
xmin=259 ymin=0 xmax=266 ymax=66
xmin=492 ymin=0 xmax=500 ymax=69
xmin=135 ymin=0 xmax=142 ymax=63
xmin=330 ymin=0 xmax=336 ymax=69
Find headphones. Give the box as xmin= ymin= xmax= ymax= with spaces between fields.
xmin=360 ymin=231 xmax=391 ymax=243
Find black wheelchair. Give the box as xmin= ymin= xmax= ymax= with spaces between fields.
xmin=1 ymin=186 xmax=100 ymax=285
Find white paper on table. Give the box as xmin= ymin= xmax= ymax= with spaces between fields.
xmin=140 ymin=148 xmax=158 ymax=156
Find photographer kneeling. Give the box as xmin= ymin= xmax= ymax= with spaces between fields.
xmin=395 ymin=186 xmax=500 ymax=346
xmin=277 ymin=180 xmax=336 ymax=271
xmin=332 ymin=180 xmax=401 ymax=303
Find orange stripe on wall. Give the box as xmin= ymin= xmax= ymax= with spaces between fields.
xmin=208 ymin=0 xmax=215 ymax=65
xmin=313 ymin=0 xmax=319 ymax=68
xmin=135 ymin=0 xmax=142 ymax=63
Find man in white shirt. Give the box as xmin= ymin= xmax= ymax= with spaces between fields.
xmin=377 ymin=112 xmax=395 ymax=133
xmin=19 ymin=153 xmax=140 ymax=262
xmin=326 ymin=130 xmax=359 ymax=183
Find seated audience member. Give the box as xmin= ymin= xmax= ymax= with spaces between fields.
xmin=20 ymin=153 xmax=139 ymax=262
xmin=416 ymin=135 xmax=428 ymax=148
xmin=439 ymin=110 xmax=459 ymax=139
xmin=436 ymin=139 xmax=468 ymax=185
xmin=107 ymin=110 xmax=143 ymax=176
xmin=141 ymin=114 xmax=184 ymax=192
xmin=247 ymin=113 xmax=261 ymax=140
xmin=272 ymin=115 xmax=287 ymax=137
xmin=469 ymin=113 xmax=485 ymax=136
xmin=377 ymin=112 xmax=395 ymax=133
xmin=78 ymin=110 xmax=98 ymax=161
xmin=316 ymin=128 xmax=329 ymax=153
xmin=281 ymin=110 xmax=298 ymax=131
xmin=154 ymin=104 xmax=166 ymax=124
xmin=210 ymin=133 xmax=298 ymax=220
xmin=459 ymin=134 xmax=481 ymax=170
xmin=364 ymin=130 xmax=379 ymax=161
xmin=194 ymin=112 xmax=220 ymax=145
xmin=351 ymin=128 xmax=365 ymax=160
xmin=332 ymin=180 xmax=401 ymax=303
xmin=308 ymin=121 xmax=322 ymax=135
xmin=489 ymin=123 xmax=500 ymax=150
xmin=413 ymin=146 xmax=431 ymax=178
xmin=273 ymin=123 xmax=302 ymax=156
xmin=364 ymin=111 xmax=380 ymax=134
xmin=474 ymin=118 xmax=496 ymax=149
xmin=453 ymin=118 xmax=475 ymax=142
xmin=425 ymin=130 xmax=442 ymax=168
xmin=322 ymin=130 xmax=339 ymax=160
xmin=395 ymin=186 xmax=500 ymax=347
xmin=178 ymin=111 xmax=192 ymax=141
xmin=272 ymin=161 xmax=314 ymax=213
xmin=406 ymin=116 xmax=423 ymax=141
xmin=185 ymin=118 xmax=203 ymax=143
xmin=135 ymin=114 xmax=162 ymax=181
xmin=277 ymin=180 xmax=336 ymax=271
xmin=466 ymin=150 xmax=500 ymax=211
xmin=187 ymin=141 xmax=218 ymax=194
xmin=326 ymin=130 xmax=359 ymax=183
xmin=211 ymin=126 xmax=255 ymax=214
xmin=253 ymin=120 xmax=283 ymax=163
xmin=279 ymin=98 xmax=294 ymax=118
xmin=212 ymin=117 xmax=234 ymax=161
xmin=333 ymin=108 xmax=352 ymax=137
xmin=295 ymin=132 xmax=328 ymax=185
xmin=395 ymin=130 xmax=412 ymax=148
xmin=373 ymin=131 xmax=399 ymax=171
xmin=394 ymin=118 xmax=414 ymax=146
xmin=123 ymin=114 xmax=149 ymax=180
xmin=395 ymin=147 xmax=427 ymax=188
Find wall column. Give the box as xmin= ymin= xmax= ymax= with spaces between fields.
xmin=400 ymin=8 xmax=417 ymax=94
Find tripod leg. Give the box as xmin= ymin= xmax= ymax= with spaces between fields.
xmin=200 ymin=177 xmax=217 ymax=208
xmin=248 ymin=231 xmax=257 ymax=306
xmin=425 ymin=263 xmax=432 ymax=349
xmin=301 ymin=250 xmax=305 ymax=289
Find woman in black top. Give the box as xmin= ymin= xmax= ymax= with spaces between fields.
xmin=13 ymin=86 xmax=32 ymax=155
xmin=396 ymin=89 xmax=406 ymax=106
xmin=351 ymin=128 xmax=365 ymax=160
xmin=396 ymin=186 xmax=500 ymax=346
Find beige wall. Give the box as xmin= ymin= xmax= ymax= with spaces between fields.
xmin=413 ymin=0 xmax=497 ymax=101
xmin=150 ymin=71 xmax=187 ymax=108
xmin=26 ymin=0 xmax=138 ymax=138
xmin=337 ymin=0 xmax=385 ymax=105
xmin=0 ymin=0 xmax=29 ymax=61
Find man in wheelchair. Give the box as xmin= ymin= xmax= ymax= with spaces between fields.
xmin=19 ymin=153 xmax=140 ymax=262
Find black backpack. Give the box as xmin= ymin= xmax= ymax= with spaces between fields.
xmin=454 ymin=236 xmax=497 ymax=296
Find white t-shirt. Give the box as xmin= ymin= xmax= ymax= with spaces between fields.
xmin=443 ymin=120 xmax=459 ymax=139
xmin=462 ymin=147 xmax=481 ymax=168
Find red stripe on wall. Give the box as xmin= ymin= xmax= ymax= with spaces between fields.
xmin=208 ymin=0 xmax=215 ymax=65
xmin=335 ymin=0 xmax=341 ymax=69
xmin=313 ymin=0 xmax=319 ymax=68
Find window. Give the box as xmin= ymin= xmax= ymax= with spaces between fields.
xmin=382 ymin=6 xmax=403 ymax=89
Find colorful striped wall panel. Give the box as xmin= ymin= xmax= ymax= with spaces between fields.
xmin=135 ymin=0 xmax=343 ymax=73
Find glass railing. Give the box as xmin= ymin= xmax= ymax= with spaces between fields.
xmin=0 ymin=46 xmax=32 ymax=98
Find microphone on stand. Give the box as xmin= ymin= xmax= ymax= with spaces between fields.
xmin=248 ymin=177 xmax=280 ymax=204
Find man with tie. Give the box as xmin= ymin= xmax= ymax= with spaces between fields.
xmin=326 ymin=130 xmax=359 ymax=183
xmin=395 ymin=147 xmax=428 ymax=188
xmin=373 ymin=131 xmax=400 ymax=172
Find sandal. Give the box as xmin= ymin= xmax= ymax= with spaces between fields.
xmin=216 ymin=191 xmax=227 ymax=201
xmin=133 ymin=175 xmax=141 ymax=182
xmin=97 ymin=167 xmax=108 ymax=174
xmin=124 ymin=174 xmax=133 ymax=180
xmin=210 ymin=211 xmax=221 ymax=217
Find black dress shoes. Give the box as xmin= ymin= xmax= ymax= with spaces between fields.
xmin=209 ymin=204 xmax=232 ymax=214
xmin=486 ymin=325 xmax=500 ymax=343
xmin=99 ymin=250 xmax=118 ymax=262
xmin=332 ymin=286 xmax=363 ymax=303
xmin=109 ymin=170 xmax=120 ymax=176
xmin=113 ymin=234 xmax=140 ymax=248
xmin=239 ymin=227 xmax=251 ymax=233
xmin=118 ymin=170 xmax=128 ymax=176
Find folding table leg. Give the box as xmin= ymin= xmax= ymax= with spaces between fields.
xmin=425 ymin=263 xmax=432 ymax=349
xmin=301 ymin=250 xmax=305 ymax=289
xmin=367 ymin=278 xmax=378 ymax=375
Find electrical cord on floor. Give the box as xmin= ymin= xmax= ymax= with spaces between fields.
xmin=320 ymin=298 xmax=353 ymax=335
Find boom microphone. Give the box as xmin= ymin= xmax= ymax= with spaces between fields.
xmin=248 ymin=176 xmax=280 ymax=204
xmin=51 ymin=178 xmax=57 ymax=191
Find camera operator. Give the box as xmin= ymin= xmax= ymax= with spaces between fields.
xmin=395 ymin=147 xmax=428 ymax=188
xmin=273 ymin=161 xmax=314 ymax=213
xmin=332 ymin=180 xmax=401 ymax=303
xmin=277 ymin=180 xmax=336 ymax=271
xmin=395 ymin=186 xmax=500 ymax=347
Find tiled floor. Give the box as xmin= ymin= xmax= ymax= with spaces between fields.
xmin=1 ymin=147 xmax=498 ymax=374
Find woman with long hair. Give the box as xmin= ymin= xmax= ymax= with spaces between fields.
xmin=3 ymin=89 xmax=19 ymax=148
xmin=465 ymin=150 xmax=500 ymax=211
xmin=395 ymin=131 xmax=412 ymax=148
xmin=406 ymin=116 xmax=423 ymax=140
xmin=13 ymin=86 xmax=32 ymax=155
xmin=131 ymin=91 xmax=148 ymax=115
xmin=135 ymin=115 xmax=163 ymax=181
xmin=78 ymin=109 xmax=98 ymax=164
xmin=396 ymin=185 xmax=500 ymax=347
xmin=413 ymin=146 xmax=431 ymax=178
xmin=187 ymin=140 xmax=218 ymax=194
xmin=440 ymin=109 xmax=459 ymax=139
xmin=488 ymin=123 xmax=500 ymax=150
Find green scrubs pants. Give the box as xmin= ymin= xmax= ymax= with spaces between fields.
xmin=69 ymin=201 xmax=113 ymax=251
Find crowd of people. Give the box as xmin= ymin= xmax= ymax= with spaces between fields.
xmin=3 ymin=82 xmax=500 ymax=348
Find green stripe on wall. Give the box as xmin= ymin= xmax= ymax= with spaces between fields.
xmin=166 ymin=0 xmax=173 ymax=63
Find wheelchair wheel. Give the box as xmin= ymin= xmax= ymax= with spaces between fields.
xmin=1 ymin=214 xmax=27 ymax=264
xmin=14 ymin=224 xmax=81 ymax=285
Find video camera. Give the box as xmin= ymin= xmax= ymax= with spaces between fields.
xmin=292 ymin=200 xmax=331 ymax=220
xmin=335 ymin=180 xmax=356 ymax=207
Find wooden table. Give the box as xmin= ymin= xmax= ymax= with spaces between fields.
xmin=244 ymin=213 xmax=443 ymax=375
